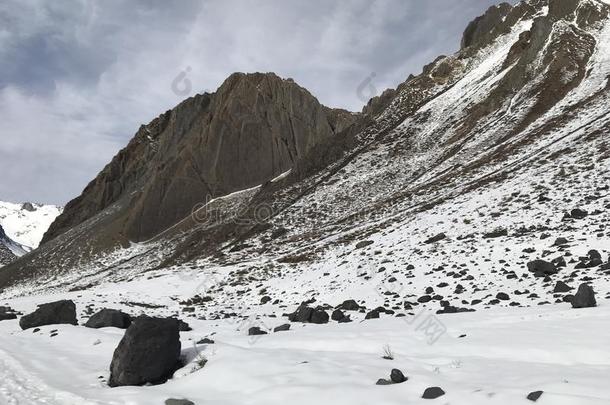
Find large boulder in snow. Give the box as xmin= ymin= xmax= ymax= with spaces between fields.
xmin=109 ymin=316 xmax=181 ymax=387
xmin=571 ymin=283 xmax=596 ymax=308
xmin=19 ymin=300 xmax=77 ymax=330
xmin=85 ymin=309 xmax=132 ymax=329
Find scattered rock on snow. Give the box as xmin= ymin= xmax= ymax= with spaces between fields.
xmin=165 ymin=399 xmax=195 ymax=405
xmin=526 ymin=390 xmax=543 ymax=402
xmin=571 ymin=283 xmax=596 ymax=308
xmin=248 ymin=326 xmax=268 ymax=336
xmin=422 ymin=386 xmax=446 ymax=399
xmin=424 ymin=233 xmax=446 ymax=244
xmin=390 ymin=368 xmax=407 ymax=383
xmin=19 ymin=300 xmax=78 ymax=330
xmin=85 ymin=309 xmax=132 ymax=329
xmin=273 ymin=324 xmax=291 ymax=332
xmin=526 ymin=260 xmax=557 ymax=276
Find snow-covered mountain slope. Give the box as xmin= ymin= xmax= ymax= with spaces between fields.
xmin=0 ymin=201 xmax=62 ymax=250
xmin=0 ymin=224 xmax=25 ymax=266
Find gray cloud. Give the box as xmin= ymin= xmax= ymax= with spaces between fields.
xmin=0 ymin=0 xmax=513 ymax=204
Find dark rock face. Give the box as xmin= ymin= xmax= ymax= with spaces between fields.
xmin=461 ymin=2 xmax=513 ymax=49
xmin=571 ymin=283 xmax=596 ymax=308
xmin=108 ymin=316 xmax=181 ymax=387
xmin=85 ymin=309 xmax=132 ymax=329
xmin=19 ymin=300 xmax=77 ymax=330
xmin=42 ymin=73 xmax=357 ymax=245
xmin=422 ymin=387 xmax=446 ymax=399
xmin=0 ymin=225 xmax=18 ymax=266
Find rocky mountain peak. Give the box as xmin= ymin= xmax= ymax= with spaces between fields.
xmin=42 ymin=72 xmax=358 ymax=245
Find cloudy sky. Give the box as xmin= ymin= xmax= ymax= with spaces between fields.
xmin=0 ymin=0 xmax=511 ymax=205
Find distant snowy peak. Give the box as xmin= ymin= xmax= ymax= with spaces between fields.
xmin=0 ymin=201 xmax=62 ymax=250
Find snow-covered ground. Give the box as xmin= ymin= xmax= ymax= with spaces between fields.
xmin=0 ymin=281 xmax=608 ymax=405
xmin=0 ymin=201 xmax=62 ymax=251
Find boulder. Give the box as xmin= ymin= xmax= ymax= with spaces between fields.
xmin=85 ymin=309 xmax=131 ymax=329
xmin=0 ymin=306 xmax=17 ymax=321
xmin=248 ymin=326 xmax=267 ymax=336
xmin=331 ymin=309 xmax=345 ymax=321
xmin=337 ymin=299 xmax=360 ymax=311
xmin=108 ymin=316 xmax=181 ymax=387
xmin=273 ymin=324 xmax=291 ymax=332
xmin=571 ymin=283 xmax=596 ymax=308
xmin=553 ymin=281 xmax=571 ymax=293
xmin=288 ymin=305 xmax=329 ymax=324
xmin=19 ymin=300 xmax=77 ymax=330
xmin=165 ymin=399 xmax=195 ymax=405
xmin=422 ymin=387 xmax=446 ymax=399
xmin=527 ymin=260 xmax=557 ymax=276
xmin=424 ymin=233 xmax=446 ymax=244
xmin=527 ymin=390 xmax=543 ymax=402
xmin=390 ymin=368 xmax=407 ymax=383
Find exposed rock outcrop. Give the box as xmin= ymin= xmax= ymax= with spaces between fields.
xmin=42 ymin=73 xmax=357 ymax=245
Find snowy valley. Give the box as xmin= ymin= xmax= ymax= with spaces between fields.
xmin=0 ymin=0 xmax=609 ymax=404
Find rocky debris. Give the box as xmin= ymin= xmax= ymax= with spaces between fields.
xmin=527 ymin=260 xmax=557 ymax=277
xmin=526 ymin=390 xmax=543 ymax=402
xmin=390 ymin=368 xmax=408 ymax=383
xmin=553 ymin=281 xmax=572 ymax=293
xmin=365 ymin=309 xmax=380 ymax=319
xmin=108 ymin=316 xmax=181 ymax=387
xmin=19 ymin=300 xmax=77 ymax=330
xmin=177 ymin=319 xmax=192 ymax=332
xmin=0 ymin=306 xmax=18 ymax=321
xmin=21 ymin=202 xmax=36 ymax=212
xmin=571 ymin=283 xmax=596 ymax=308
xmin=196 ymin=338 xmax=214 ymax=344
xmin=424 ymin=233 xmax=446 ymax=244
xmin=288 ymin=305 xmax=329 ymax=324
xmin=553 ymin=237 xmax=569 ymax=246
xmin=85 ymin=309 xmax=132 ymax=329
xmin=496 ymin=292 xmax=510 ymax=301
xmin=273 ymin=324 xmax=291 ymax=332
xmin=248 ymin=326 xmax=268 ymax=336
xmin=422 ymin=386 xmax=446 ymax=399
xmin=165 ymin=399 xmax=195 ymax=405
xmin=483 ymin=228 xmax=508 ymax=238
xmin=337 ymin=299 xmax=361 ymax=311
xmin=331 ymin=309 xmax=345 ymax=321
xmin=355 ymin=240 xmax=374 ymax=249
xmin=567 ymin=208 xmax=588 ymax=220
xmin=376 ymin=368 xmax=407 ymax=386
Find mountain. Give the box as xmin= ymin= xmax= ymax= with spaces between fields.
xmin=0 ymin=201 xmax=62 ymax=251
xmin=41 ymin=72 xmax=356 ymax=247
xmin=3 ymin=0 xmax=608 ymax=293
xmin=0 ymin=1 xmax=609 ymax=403
xmin=0 ymin=224 xmax=25 ymax=266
